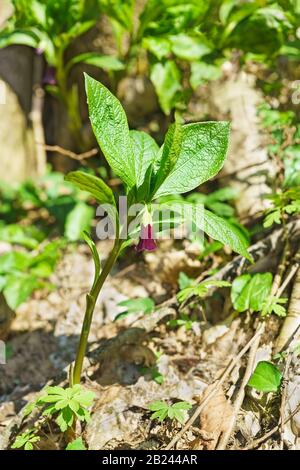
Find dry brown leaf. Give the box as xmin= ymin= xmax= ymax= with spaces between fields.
xmin=195 ymin=384 xmax=234 ymax=450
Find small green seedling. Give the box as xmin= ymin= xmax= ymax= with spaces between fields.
xmin=231 ymin=272 xmax=287 ymax=317
xmin=264 ymin=188 xmax=300 ymax=228
xmin=65 ymin=437 xmax=87 ymax=450
xmin=115 ymin=297 xmax=155 ymax=321
xmin=261 ymin=297 xmax=287 ymax=317
xmin=11 ymin=429 xmax=40 ymax=451
xmin=23 ymin=385 xmax=95 ymax=433
xmin=231 ymin=273 xmax=272 ymax=313
xmin=140 ymin=365 xmax=165 ymax=385
xmin=39 ymin=385 xmax=95 ymax=432
xmin=168 ymin=313 xmax=196 ymax=331
xmin=140 ymin=350 xmax=164 ymax=385
xmin=149 ymin=400 xmax=192 ymax=424
xmin=177 ymin=279 xmax=231 ymax=304
xmin=248 ymin=361 xmax=282 ymax=393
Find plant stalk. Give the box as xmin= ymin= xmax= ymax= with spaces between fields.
xmin=72 ymin=239 xmax=121 ymax=385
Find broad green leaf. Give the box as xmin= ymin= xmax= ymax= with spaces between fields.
xmin=115 ymin=297 xmax=155 ymax=320
xmin=67 ymin=53 xmax=124 ymax=72
xmin=153 ymin=122 xmax=230 ymax=198
xmin=3 ymin=274 xmax=40 ymax=310
xmin=65 ymin=171 xmax=115 ymax=206
xmin=248 ymin=361 xmax=282 ymax=393
xmin=231 ymin=274 xmax=251 ymax=311
xmin=190 ymin=62 xmax=221 ymax=90
xmin=170 ymin=34 xmax=211 ymax=61
xmin=0 ymin=224 xmax=44 ymax=249
xmin=0 ymin=30 xmax=38 ymax=49
xmin=202 ymin=210 xmax=251 ymax=261
xmin=66 ymin=437 xmax=87 ymax=450
xmin=178 ymin=272 xmax=194 ymax=290
xmin=0 ymin=251 xmax=31 ymax=274
xmin=150 ymin=61 xmax=182 ymax=115
xmin=64 ymin=202 xmax=93 ymax=241
xmin=248 ymin=273 xmax=273 ymax=311
xmin=219 ymin=0 xmax=237 ymax=24
xmin=206 ymin=186 xmax=239 ymax=202
xmin=231 ymin=273 xmax=273 ymax=312
xmin=153 ymin=121 xmax=183 ymax=193
xmin=142 ymin=36 xmax=171 ymax=59
xmin=85 ymin=74 xmax=136 ymax=188
xmin=118 ymin=297 xmax=155 ymax=314
xmin=130 ymin=130 xmax=159 ymax=188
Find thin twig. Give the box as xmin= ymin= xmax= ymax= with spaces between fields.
xmin=276 ymin=263 xmax=299 ymax=298
xmin=216 ymin=322 xmax=265 ymax=449
xmin=164 ymin=323 xmax=265 ymax=450
xmin=39 ymin=144 xmax=98 ymax=161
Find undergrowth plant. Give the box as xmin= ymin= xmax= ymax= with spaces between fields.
xmin=0 ymin=0 xmax=123 ymax=148
xmin=0 ymin=171 xmax=95 ymax=310
xmin=11 ymin=384 xmax=94 ymax=449
xmin=103 ymin=0 xmax=297 ymax=115
xmin=1 ymin=1 xmax=298 ymax=127
xmin=148 ymin=400 xmax=192 ymax=424
xmin=65 ymin=73 xmax=251 ymax=385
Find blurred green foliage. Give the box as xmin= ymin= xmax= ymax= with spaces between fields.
xmin=0 ymin=169 xmax=95 ymax=309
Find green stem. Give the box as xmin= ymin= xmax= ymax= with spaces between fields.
xmin=72 ymin=239 xmax=121 ymax=385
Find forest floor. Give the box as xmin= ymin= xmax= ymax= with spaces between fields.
xmin=1 ymin=226 xmax=300 ymax=450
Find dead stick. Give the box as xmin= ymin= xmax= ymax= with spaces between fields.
xmin=279 ymin=352 xmax=292 ymax=449
xmin=164 ymin=323 xmax=265 ymax=450
xmin=216 ymin=322 xmax=265 ymax=449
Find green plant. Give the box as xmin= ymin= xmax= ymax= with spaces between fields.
xmin=24 ymin=385 xmax=95 ymax=432
xmin=264 ymin=189 xmax=300 ymax=228
xmin=11 ymin=429 xmax=41 ymax=450
xmin=0 ymin=241 xmax=63 ymax=310
xmin=65 ymin=73 xmax=251 ymax=385
xmin=248 ymin=361 xmax=282 ymax=393
xmin=259 ymin=103 xmax=300 ymax=188
xmin=115 ymin=297 xmax=155 ymax=321
xmin=177 ymin=279 xmax=231 ymax=304
xmin=65 ymin=437 xmax=87 ymax=450
xmin=160 ymin=189 xmax=250 ymax=257
xmin=231 ymin=272 xmax=287 ymax=317
xmin=0 ymin=1 xmax=123 ymax=148
xmin=149 ymin=400 xmax=192 ymax=424
xmin=168 ymin=313 xmax=197 ymax=331
xmin=141 ymin=365 xmax=165 ymax=385
xmin=103 ymin=0 xmax=296 ymax=115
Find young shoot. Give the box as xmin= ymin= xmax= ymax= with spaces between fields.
xmin=65 ymin=74 xmax=251 ymax=385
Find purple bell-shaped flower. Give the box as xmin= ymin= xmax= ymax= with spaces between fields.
xmin=135 ymin=207 xmax=157 ymax=252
